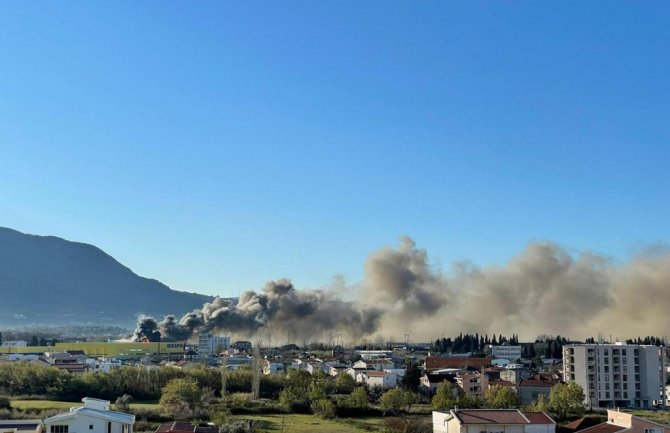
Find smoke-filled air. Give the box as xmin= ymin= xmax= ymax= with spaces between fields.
xmin=134 ymin=237 xmax=670 ymax=343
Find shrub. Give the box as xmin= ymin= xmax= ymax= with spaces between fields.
xmin=311 ymin=398 xmax=336 ymax=419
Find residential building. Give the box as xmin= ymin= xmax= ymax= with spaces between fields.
xmin=563 ymin=343 xmax=666 ymax=409
xmin=359 ymin=371 xmax=398 ymax=389
xmin=518 ymin=374 xmax=556 ymax=405
xmin=432 ymin=409 xmax=556 ymax=433
xmin=490 ymin=345 xmax=523 ymax=362
xmin=576 ymin=409 xmax=670 ymax=433
xmin=197 ymin=333 xmax=230 ymax=356
xmin=456 ymin=373 xmax=489 ymax=399
xmin=44 ymin=398 xmax=134 ymax=433
xmin=0 ymin=420 xmax=43 ymax=433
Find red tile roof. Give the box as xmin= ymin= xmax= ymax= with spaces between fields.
xmin=366 ymin=371 xmax=391 ymax=377
xmin=519 ymin=374 xmax=556 ymax=388
xmin=489 ymin=379 xmax=516 ymax=387
xmin=523 ymin=412 xmax=555 ymax=424
xmin=575 ymin=424 xmax=629 ymax=433
xmin=426 ymin=356 xmax=492 ymax=370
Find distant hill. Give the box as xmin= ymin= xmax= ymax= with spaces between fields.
xmin=0 ymin=227 xmax=214 ymax=327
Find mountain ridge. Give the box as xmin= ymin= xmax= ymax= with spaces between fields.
xmin=0 ymin=227 xmax=214 ymax=327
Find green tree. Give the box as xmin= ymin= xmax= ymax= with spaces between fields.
xmin=311 ymin=398 xmax=336 ymax=419
xmin=114 ymin=394 xmax=133 ymax=413
xmin=160 ymin=378 xmax=213 ymax=420
xmin=379 ymin=388 xmax=415 ymax=413
xmin=335 ymin=373 xmax=356 ymax=394
xmin=432 ymin=381 xmax=459 ymax=410
xmin=341 ymin=387 xmax=369 ymax=410
xmin=547 ymin=382 xmax=585 ymax=421
xmin=484 ymin=386 xmax=521 ymax=409
xmin=526 ymin=394 xmax=548 ymax=413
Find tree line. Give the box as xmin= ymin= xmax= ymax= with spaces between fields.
xmin=431 ymin=333 xmax=520 ymax=354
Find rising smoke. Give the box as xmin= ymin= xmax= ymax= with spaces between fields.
xmin=134 ymin=238 xmax=670 ymax=342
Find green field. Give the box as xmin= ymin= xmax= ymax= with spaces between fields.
xmin=0 ymin=342 xmax=184 ymax=357
xmin=230 ymin=414 xmax=388 ymax=433
xmin=9 ymin=400 xmax=391 ymax=432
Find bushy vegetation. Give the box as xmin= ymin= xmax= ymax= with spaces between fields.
xmin=0 ymin=363 xmax=284 ymax=401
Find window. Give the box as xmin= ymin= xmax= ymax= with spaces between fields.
xmin=89 ymin=426 xmax=94 ymax=430
xmin=644 ymin=429 xmax=662 ymax=433
xmin=50 ymin=427 xmax=69 ymax=433
xmin=108 ymin=422 xmax=112 ymax=433
xmin=122 ymin=425 xmax=129 ymax=433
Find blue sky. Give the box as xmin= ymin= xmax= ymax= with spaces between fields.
xmin=1 ymin=1 xmax=668 ymax=297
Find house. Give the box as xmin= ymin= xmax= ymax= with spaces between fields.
xmin=154 ymin=422 xmax=218 ymax=433
xmin=518 ymin=375 xmax=556 ymax=405
xmin=261 ymin=359 xmax=286 ymax=375
xmin=432 ymin=409 xmax=555 ymax=433
xmin=0 ymin=420 xmax=43 ymax=433
xmin=500 ymin=366 xmax=534 ymax=385
xmin=360 ymin=371 xmax=398 ymax=389
xmin=420 ymin=372 xmax=459 ymax=394
xmin=327 ymin=363 xmax=349 ymax=377
xmin=575 ymin=409 xmax=670 ymax=433
xmin=44 ymin=398 xmax=134 ymax=433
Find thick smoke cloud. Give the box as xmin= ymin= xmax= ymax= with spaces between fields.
xmin=135 ymin=279 xmax=382 ymax=342
xmin=135 ymin=238 xmax=670 ymax=342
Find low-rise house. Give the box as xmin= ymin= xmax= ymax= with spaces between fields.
xmin=518 ymin=374 xmax=556 ymax=405
xmin=305 ymin=362 xmax=329 ymax=375
xmin=0 ymin=420 xmax=43 ymax=433
xmin=420 ymin=372 xmax=458 ymax=394
xmin=154 ymin=422 xmax=218 ymax=433
xmin=261 ymin=359 xmax=285 ymax=375
xmin=500 ymin=366 xmax=533 ymax=385
xmin=575 ymin=409 xmax=670 ymax=433
xmin=432 ymin=409 xmax=555 ymax=433
xmin=44 ymin=398 xmax=134 ymax=433
xmin=360 ymin=371 xmax=398 ymax=389
xmin=327 ymin=363 xmax=349 ymax=377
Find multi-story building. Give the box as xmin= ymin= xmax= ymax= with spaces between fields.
xmin=490 ymin=345 xmax=523 ymax=362
xmin=197 ymin=332 xmax=230 ymax=356
xmin=456 ymin=373 xmax=489 ymax=399
xmin=563 ymin=343 xmax=666 ymax=409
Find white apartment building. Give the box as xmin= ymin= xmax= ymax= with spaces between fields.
xmin=563 ymin=343 xmax=666 ymax=409
xmin=490 ymin=345 xmax=522 ymax=362
xmin=197 ymin=332 xmax=230 ymax=355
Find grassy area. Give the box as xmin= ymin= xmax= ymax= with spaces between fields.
xmin=9 ymin=400 xmax=396 ymax=433
xmin=625 ymin=409 xmax=670 ymax=425
xmin=230 ymin=414 xmax=386 ymax=433
xmin=10 ymin=399 xmax=161 ymax=411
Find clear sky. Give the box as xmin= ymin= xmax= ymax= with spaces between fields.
xmin=1 ymin=1 xmax=668 ymax=297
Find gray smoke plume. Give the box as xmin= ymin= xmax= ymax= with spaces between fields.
xmin=134 ymin=238 xmax=670 ymax=342
xmin=135 ymin=279 xmax=382 ymax=341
